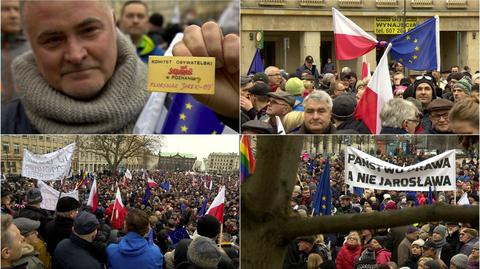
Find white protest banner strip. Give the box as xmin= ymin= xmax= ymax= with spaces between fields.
xmin=345 ymin=147 xmax=456 ymax=192
xmin=37 ymin=181 xmax=78 ymax=211
xmin=22 ymin=143 xmax=75 ymax=181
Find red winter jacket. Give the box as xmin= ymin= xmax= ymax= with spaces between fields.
xmin=375 ymin=248 xmax=392 ymax=264
xmin=336 ymin=244 xmax=362 ymax=269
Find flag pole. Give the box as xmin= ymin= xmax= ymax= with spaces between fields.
xmin=57 ymin=176 xmax=66 ymax=200
xmin=218 ymin=224 xmax=223 ymax=248
xmin=454 ymin=187 xmax=457 ymax=204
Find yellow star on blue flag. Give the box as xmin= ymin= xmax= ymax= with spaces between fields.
xmin=389 ymin=17 xmax=439 ymax=71
xmin=161 ymin=94 xmax=225 ymax=134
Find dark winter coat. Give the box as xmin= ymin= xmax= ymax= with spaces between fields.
xmin=1 ymin=99 xmax=39 ymax=134
xmin=44 ymin=216 xmax=74 ymax=255
xmin=53 ymin=234 xmax=102 ymax=269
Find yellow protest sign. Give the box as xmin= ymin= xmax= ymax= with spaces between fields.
xmin=374 ymin=17 xmax=417 ymax=35
xmin=148 ymin=56 xmax=215 ymax=95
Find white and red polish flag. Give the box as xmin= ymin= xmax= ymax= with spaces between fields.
xmin=111 ymin=187 xmax=127 ymax=230
xmin=354 ymin=43 xmax=394 ymax=134
xmin=147 ymin=178 xmax=158 ymax=188
xmin=206 ymin=185 xmax=225 ymax=223
xmin=361 ymin=55 xmax=371 ymax=80
xmin=333 ymin=8 xmax=378 ymax=60
xmin=86 ymin=178 xmax=98 ymax=213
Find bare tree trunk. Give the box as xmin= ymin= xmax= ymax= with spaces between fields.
xmin=241 ymin=136 xmax=479 ymax=269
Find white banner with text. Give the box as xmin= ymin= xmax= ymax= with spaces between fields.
xmin=22 ymin=143 xmax=75 ymax=181
xmin=345 ymin=147 xmax=456 ymax=191
xmin=37 ymin=181 xmax=78 ymax=211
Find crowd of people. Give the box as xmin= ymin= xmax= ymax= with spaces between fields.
xmin=1 ymin=0 xmax=239 ymax=134
xmin=240 ymin=56 xmax=479 ymax=135
xmin=1 ymin=170 xmax=239 ymax=269
xmin=282 ymin=150 xmax=479 ymax=269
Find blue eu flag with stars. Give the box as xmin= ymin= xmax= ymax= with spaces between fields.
xmin=312 ymin=157 xmax=331 ymax=216
xmin=161 ymin=94 xmax=225 ymax=134
xmin=247 ymin=48 xmax=264 ymax=75
xmin=389 ymin=17 xmax=439 ymax=71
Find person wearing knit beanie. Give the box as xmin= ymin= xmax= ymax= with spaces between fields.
xmin=285 ymin=77 xmax=306 ymax=112
xmin=187 ymin=236 xmax=222 ymax=269
xmin=402 ymin=239 xmax=425 ymax=269
xmin=432 ymin=224 xmax=456 ymax=267
xmin=453 ymin=76 xmax=473 ymax=102
xmin=450 ymin=254 xmax=469 ymax=269
xmin=414 ymin=76 xmax=437 ymax=108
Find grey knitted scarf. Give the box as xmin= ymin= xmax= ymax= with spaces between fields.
xmin=12 ymin=30 xmax=149 ymax=134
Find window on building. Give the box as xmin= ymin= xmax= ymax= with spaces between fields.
xmin=10 ymin=162 xmax=16 ymax=173
xmin=3 ymin=144 xmax=10 ymax=154
xmin=13 ymin=144 xmax=20 ymax=154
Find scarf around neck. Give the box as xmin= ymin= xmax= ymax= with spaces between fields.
xmin=13 ymin=30 xmax=149 ymax=134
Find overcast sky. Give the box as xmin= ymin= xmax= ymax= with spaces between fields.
xmin=160 ymin=135 xmax=239 ymax=159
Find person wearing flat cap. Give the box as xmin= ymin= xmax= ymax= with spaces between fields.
xmin=265 ymin=91 xmax=295 ymax=134
xmin=13 ymin=218 xmax=51 ymax=269
xmin=44 ymin=196 xmax=80 ymax=255
xmin=424 ymin=99 xmax=454 ymax=134
xmin=242 ymin=82 xmax=270 ymax=123
xmin=16 ymin=188 xmax=52 ymax=241
xmin=241 ymin=120 xmax=274 ymax=134
xmin=53 ymin=211 xmax=102 ymax=269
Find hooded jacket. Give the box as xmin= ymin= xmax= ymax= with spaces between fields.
xmin=336 ymin=244 xmax=362 ymax=269
xmin=375 ymin=248 xmax=392 ymax=265
xmin=106 ymin=232 xmax=163 ymax=269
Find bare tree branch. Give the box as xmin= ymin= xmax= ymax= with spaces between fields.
xmin=280 ymin=204 xmax=479 ymax=243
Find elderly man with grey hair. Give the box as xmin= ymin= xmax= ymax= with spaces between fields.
xmin=291 ymin=90 xmax=336 ymax=134
xmin=380 ymin=98 xmax=420 ymax=134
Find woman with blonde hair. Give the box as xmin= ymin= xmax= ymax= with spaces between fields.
xmin=449 ymin=93 xmax=479 ymax=134
xmin=336 ymin=232 xmax=362 ymax=269
xmin=283 ymin=111 xmax=304 ymax=133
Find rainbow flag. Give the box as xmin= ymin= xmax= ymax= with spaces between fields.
xmin=240 ymin=135 xmax=255 ymax=183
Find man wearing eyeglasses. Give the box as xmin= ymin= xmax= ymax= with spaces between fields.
xmin=264 ymin=66 xmax=283 ymax=92
xmin=424 ymin=99 xmax=454 ymax=134
xmin=265 ymin=91 xmax=295 ymax=134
